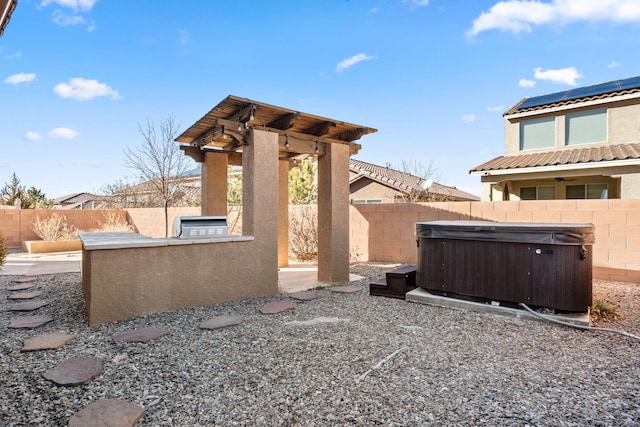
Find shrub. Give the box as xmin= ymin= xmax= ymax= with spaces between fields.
xmin=591 ymin=300 xmax=620 ymax=322
xmin=32 ymin=213 xmax=78 ymax=241
xmin=0 ymin=235 xmax=6 ymax=269
xmin=289 ymin=205 xmax=318 ymax=262
xmin=97 ymin=211 xmax=133 ymax=232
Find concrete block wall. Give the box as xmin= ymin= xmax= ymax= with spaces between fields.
xmin=0 ymin=209 xmax=128 ymax=248
xmin=350 ymin=199 xmax=640 ymax=284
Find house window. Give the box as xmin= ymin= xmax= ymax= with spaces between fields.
xmin=520 ymin=117 xmax=555 ymax=151
xmin=566 ymin=184 xmax=608 ymax=199
xmin=566 ymin=109 xmax=607 ymax=146
xmin=352 ymin=199 xmax=383 ymax=204
xmin=520 ymin=185 xmax=556 ymax=200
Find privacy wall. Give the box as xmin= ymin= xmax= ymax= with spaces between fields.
xmin=349 ymin=199 xmax=640 ymax=283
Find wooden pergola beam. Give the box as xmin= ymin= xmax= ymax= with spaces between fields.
xmin=267 ymin=112 xmax=299 ymax=130
xmin=335 ymin=127 xmax=368 ymax=142
xmin=304 ymin=121 xmax=336 ymax=137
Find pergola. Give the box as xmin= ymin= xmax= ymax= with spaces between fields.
xmin=176 ymin=95 xmax=376 ymax=283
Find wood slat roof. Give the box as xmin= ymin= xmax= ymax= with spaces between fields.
xmin=470 ymin=142 xmax=640 ymax=173
xmin=0 ymin=0 xmax=18 ymax=37
xmin=175 ymin=95 xmax=376 ymax=152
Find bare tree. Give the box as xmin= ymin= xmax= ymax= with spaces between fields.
xmin=124 ymin=115 xmax=192 ymax=237
xmin=397 ymin=159 xmax=448 ymax=203
xmin=95 ymin=177 xmax=147 ymax=209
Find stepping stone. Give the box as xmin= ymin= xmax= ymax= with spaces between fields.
xmin=112 ymin=327 xmax=169 ymax=343
xmin=8 ymin=315 xmax=54 ymax=329
xmin=43 ymin=356 xmax=104 ymax=386
xmin=6 ymin=283 xmax=35 ymax=291
xmin=8 ymin=291 xmax=42 ymax=300
xmin=9 ymin=300 xmax=49 ymax=311
xmin=69 ymin=399 xmax=145 ymax=427
xmin=328 ymin=285 xmax=361 ymax=293
xmin=22 ymin=333 xmax=74 ymax=352
xmin=13 ymin=277 xmax=37 ymax=283
xmin=260 ymin=300 xmax=294 ymax=314
xmin=199 ymin=315 xmax=244 ymax=330
xmin=288 ymin=290 xmax=317 ymax=301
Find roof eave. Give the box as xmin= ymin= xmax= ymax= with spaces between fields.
xmin=470 ymin=158 xmax=640 ymax=176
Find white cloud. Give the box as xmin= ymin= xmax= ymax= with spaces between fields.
xmin=4 ymin=73 xmax=37 ymax=85
xmin=52 ymin=12 xmax=86 ymax=26
xmin=403 ymin=0 xmax=429 ymax=6
xmin=519 ymin=78 xmax=536 ymax=87
xmin=41 ymin=0 xmax=96 ymax=12
xmin=487 ymin=105 xmax=505 ymax=112
xmin=468 ymin=0 xmax=640 ymax=37
xmin=608 ymin=61 xmax=621 ymax=68
xmin=49 ymin=127 xmax=79 ymax=139
xmin=461 ymin=114 xmax=476 ymax=122
xmin=8 ymin=51 xmax=22 ymax=59
xmin=534 ymin=66 xmax=582 ymax=85
xmin=336 ymin=53 xmax=374 ymax=72
xmin=53 ymin=77 xmax=121 ymax=101
xmin=25 ymin=131 xmax=42 ymax=141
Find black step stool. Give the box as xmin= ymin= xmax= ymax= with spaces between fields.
xmin=369 ymin=264 xmax=416 ymax=300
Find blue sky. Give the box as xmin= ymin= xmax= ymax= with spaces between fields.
xmin=2 ymin=0 xmax=640 ymax=198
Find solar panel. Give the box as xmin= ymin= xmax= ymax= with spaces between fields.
xmin=517 ymin=75 xmax=640 ymax=110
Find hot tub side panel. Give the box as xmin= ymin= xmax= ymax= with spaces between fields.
xmin=417 ymin=237 xmax=592 ymax=312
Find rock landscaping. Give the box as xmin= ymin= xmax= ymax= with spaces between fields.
xmin=1 ymin=264 xmax=639 ymax=426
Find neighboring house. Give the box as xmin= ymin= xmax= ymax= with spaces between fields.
xmin=110 ymin=175 xmax=201 ymax=208
xmin=470 ymin=76 xmax=640 ymax=201
xmin=350 ymin=159 xmax=480 ymax=203
xmin=0 ymin=0 xmax=17 ymax=37
xmin=52 ymin=193 xmax=99 ymax=210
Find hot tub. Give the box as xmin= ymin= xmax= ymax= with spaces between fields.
xmin=415 ymin=221 xmax=595 ymax=312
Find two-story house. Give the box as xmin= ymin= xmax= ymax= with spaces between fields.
xmin=470 ymin=76 xmax=640 ymax=201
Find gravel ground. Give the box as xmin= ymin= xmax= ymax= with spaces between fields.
xmin=1 ymin=263 xmax=639 ymax=426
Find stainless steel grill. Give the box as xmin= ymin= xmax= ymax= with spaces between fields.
xmin=172 ymin=216 xmax=229 ymax=239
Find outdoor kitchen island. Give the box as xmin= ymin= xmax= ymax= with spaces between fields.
xmin=79 ymin=231 xmax=259 ymax=325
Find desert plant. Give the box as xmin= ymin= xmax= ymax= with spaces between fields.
xmin=0 ymin=235 xmax=6 ymax=269
xmin=97 ymin=211 xmax=133 ymax=232
xmin=32 ymin=214 xmax=78 ymax=241
xmin=591 ymin=300 xmax=619 ymax=322
xmin=288 ymin=205 xmax=318 ymax=261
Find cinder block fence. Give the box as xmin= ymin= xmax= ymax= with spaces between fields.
xmin=1 ymin=200 xmax=639 ymax=283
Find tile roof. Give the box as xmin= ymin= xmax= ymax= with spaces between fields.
xmin=505 ymin=76 xmax=640 ymax=115
xmin=470 ymin=142 xmax=640 ymax=173
xmin=350 ymin=159 xmax=480 ymax=201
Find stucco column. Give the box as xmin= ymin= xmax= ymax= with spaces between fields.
xmin=201 ymin=151 xmax=228 ymax=216
xmin=278 ymin=159 xmax=290 ymax=267
xmin=242 ymin=128 xmax=279 ymax=244
xmin=317 ymin=143 xmax=350 ymax=283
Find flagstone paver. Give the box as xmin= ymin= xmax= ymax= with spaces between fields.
xmin=43 ymin=356 xmax=104 ymax=386
xmin=260 ymin=300 xmax=294 ymax=314
xmin=7 ymin=291 xmax=43 ymax=300
xmin=21 ymin=333 xmax=74 ymax=352
xmin=9 ymin=300 xmax=49 ymax=311
xmin=6 ymin=283 xmax=36 ymax=291
xmin=199 ymin=315 xmax=244 ymax=330
xmin=8 ymin=315 xmax=54 ymax=329
xmin=13 ymin=277 xmax=37 ymax=283
xmin=288 ymin=290 xmax=317 ymax=301
xmin=111 ymin=327 xmax=169 ymax=343
xmin=68 ymin=399 xmax=145 ymax=427
xmin=328 ymin=285 xmax=361 ymax=293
